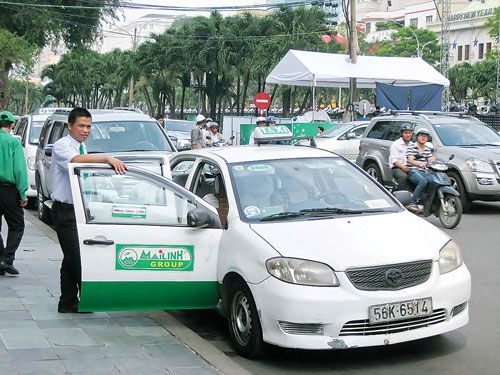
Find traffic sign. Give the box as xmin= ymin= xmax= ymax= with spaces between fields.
xmin=253 ymin=92 xmax=271 ymax=110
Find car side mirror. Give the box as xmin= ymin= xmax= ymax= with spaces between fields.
xmin=187 ymin=208 xmax=217 ymax=228
xmin=44 ymin=147 xmax=53 ymax=157
xmin=392 ymin=191 xmax=412 ymax=207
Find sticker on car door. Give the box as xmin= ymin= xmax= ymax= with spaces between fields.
xmin=116 ymin=244 xmax=194 ymax=271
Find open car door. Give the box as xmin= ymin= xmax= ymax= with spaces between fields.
xmin=69 ymin=163 xmax=222 ymax=312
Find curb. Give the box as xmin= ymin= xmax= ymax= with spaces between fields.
xmin=24 ymin=209 xmax=251 ymax=375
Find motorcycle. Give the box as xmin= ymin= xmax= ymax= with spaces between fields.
xmin=407 ymin=162 xmax=462 ymax=229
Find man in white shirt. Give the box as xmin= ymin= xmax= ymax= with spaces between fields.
xmin=51 ymin=107 xmax=126 ymax=313
xmin=389 ymin=123 xmax=414 ymax=191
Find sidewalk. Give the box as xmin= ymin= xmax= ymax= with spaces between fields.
xmin=0 ymin=212 xmax=246 ymax=375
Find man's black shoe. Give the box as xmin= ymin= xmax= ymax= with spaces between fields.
xmin=0 ymin=261 xmax=19 ymax=275
xmin=58 ymin=305 xmax=79 ymax=313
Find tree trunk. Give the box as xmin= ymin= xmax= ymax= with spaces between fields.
xmin=236 ymin=75 xmax=241 ymax=115
xmin=169 ymin=86 xmax=176 ymax=119
xmin=180 ymin=84 xmax=186 ymax=119
xmin=0 ymin=69 xmax=9 ymax=109
xmin=298 ymin=89 xmax=311 ymax=114
xmin=282 ymin=87 xmax=291 ymax=117
xmin=269 ymin=85 xmax=277 ymax=109
xmin=241 ymin=71 xmax=250 ymax=116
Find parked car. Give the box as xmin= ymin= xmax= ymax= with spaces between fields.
xmin=356 ymin=111 xmax=500 ymax=211
xmin=13 ymin=107 xmax=72 ymax=206
xmin=67 ymin=136 xmax=471 ymax=358
xmin=314 ymin=121 xmax=369 ymax=161
xmin=163 ymin=119 xmax=197 ymax=151
xmin=35 ymin=109 xmax=176 ymax=223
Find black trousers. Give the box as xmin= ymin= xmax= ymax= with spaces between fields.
xmin=0 ymin=183 xmax=25 ymax=265
xmin=51 ymin=201 xmax=81 ymax=307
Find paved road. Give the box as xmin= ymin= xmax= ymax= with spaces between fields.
xmin=170 ymin=202 xmax=500 ymax=375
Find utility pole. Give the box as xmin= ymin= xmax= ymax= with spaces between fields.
xmin=128 ymin=27 xmax=137 ymax=107
xmin=439 ymin=0 xmax=451 ymax=111
xmin=348 ymin=0 xmax=358 ymax=121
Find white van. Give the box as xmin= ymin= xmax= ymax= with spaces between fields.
xmin=13 ymin=108 xmax=72 ymax=205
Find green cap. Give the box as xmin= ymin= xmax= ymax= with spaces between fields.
xmin=0 ymin=111 xmax=15 ymax=123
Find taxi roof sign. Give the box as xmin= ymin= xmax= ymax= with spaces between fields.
xmin=254 ymin=125 xmax=292 ymax=145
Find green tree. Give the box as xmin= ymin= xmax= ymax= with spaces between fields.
xmin=0 ymin=0 xmax=120 ymax=106
xmin=372 ymin=24 xmax=439 ymax=64
xmin=484 ymin=8 xmax=499 ymax=41
xmin=448 ymin=63 xmax=473 ymax=101
xmin=0 ymin=28 xmax=38 ymax=108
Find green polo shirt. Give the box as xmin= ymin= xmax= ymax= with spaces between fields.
xmin=0 ymin=128 xmax=28 ymax=200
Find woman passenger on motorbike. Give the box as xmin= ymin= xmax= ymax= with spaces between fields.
xmin=405 ymin=128 xmax=436 ymax=213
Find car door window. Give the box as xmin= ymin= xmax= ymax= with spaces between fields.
xmin=366 ymin=121 xmax=393 ymax=140
xmin=171 ymin=159 xmax=195 ymax=187
xmin=191 ymin=162 xmax=229 ymax=227
xmin=383 ymin=121 xmax=403 ymax=141
xmin=78 ymin=169 xmax=196 ymax=226
xmin=48 ymin=121 xmax=65 ymax=144
xmin=352 ymin=126 xmax=367 ymax=138
xmin=15 ymin=118 xmax=27 ymax=137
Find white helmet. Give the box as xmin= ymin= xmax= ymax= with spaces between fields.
xmin=195 ymin=114 xmax=206 ymax=123
xmin=256 ymin=116 xmax=266 ymax=123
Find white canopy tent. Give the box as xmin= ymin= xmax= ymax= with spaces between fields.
xmin=266 ymin=50 xmax=450 ymax=89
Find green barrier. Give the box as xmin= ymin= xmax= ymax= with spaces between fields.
xmin=240 ymin=122 xmax=339 ymax=145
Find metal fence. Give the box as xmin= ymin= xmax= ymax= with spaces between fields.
xmin=476 ymin=114 xmax=500 ymax=131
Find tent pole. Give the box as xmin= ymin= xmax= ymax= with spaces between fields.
xmin=312 ymin=75 xmax=316 ymax=121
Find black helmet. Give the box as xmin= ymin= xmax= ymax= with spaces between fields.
xmin=400 ymin=123 xmax=413 ymax=133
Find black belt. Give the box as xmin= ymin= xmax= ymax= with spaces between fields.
xmin=53 ymin=201 xmax=74 ymax=207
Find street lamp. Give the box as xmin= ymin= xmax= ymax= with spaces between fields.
xmin=418 ymin=38 xmax=439 ymax=58
xmin=406 ymin=26 xmax=421 ymax=58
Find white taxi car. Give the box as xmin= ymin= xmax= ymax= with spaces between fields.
xmin=69 ymin=130 xmax=470 ymax=358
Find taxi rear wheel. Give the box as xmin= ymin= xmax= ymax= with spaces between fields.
xmin=227 ymin=279 xmax=265 ymax=358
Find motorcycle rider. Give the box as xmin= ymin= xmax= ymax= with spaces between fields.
xmin=389 ymin=123 xmax=414 ymax=191
xmin=207 ymin=122 xmax=226 ymax=146
xmin=405 ymin=128 xmax=437 ymax=213
xmin=248 ymin=116 xmax=267 ymax=145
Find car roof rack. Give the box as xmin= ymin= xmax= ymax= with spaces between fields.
xmin=386 ymin=110 xmax=477 ymax=120
xmin=112 ymin=107 xmax=144 ymax=114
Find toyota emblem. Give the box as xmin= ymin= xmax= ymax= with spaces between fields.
xmin=385 ymin=268 xmax=404 ymax=286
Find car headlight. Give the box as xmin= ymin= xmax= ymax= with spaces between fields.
xmin=27 ymin=156 xmax=36 ymax=171
xmin=266 ymin=257 xmax=339 ymax=286
xmin=439 ymin=240 xmax=463 ymax=274
xmin=465 ymin=158 xmax=494 ymax=173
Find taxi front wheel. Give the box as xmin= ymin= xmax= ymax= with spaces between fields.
xmin=227 ymin=279 xmax=265 ymax=358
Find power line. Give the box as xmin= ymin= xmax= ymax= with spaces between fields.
xmin=0 ymin=0 xmax=318 ymax=12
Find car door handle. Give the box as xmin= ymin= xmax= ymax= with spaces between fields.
xmin=83 ymin=239 xmax=115 ymax=246
xmin=380 ymin=147 xmax=388 ymax=151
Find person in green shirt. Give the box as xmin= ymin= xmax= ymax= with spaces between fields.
xmin=0 ymin=110 xmax=28 ymax=276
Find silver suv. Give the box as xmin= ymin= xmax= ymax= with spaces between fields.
xmin=35 ymin=109 xmax=176 ymax=223
xmin=356 ymin=111 xmax=500 ymax=211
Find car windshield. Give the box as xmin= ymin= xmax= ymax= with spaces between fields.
xmin=432 ymin=122 xmax=500 ymax=146
xmin=85 ymin=121 xmax=173 ymax=153
xmin=29 ymin=121 xmax=45 ymax=144
xmin=319 ymin=124 xmax=353 ymax=138
xmin=166 ymin=120 xmax=197 ymax=132
xmin=229 ymin=157 xmax=400 ymax=222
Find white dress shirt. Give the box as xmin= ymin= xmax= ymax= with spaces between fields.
xmin=389 ymin=137 xmax=413 ymax=168
xmin=50 ymin=135 xmax=86 ymax=204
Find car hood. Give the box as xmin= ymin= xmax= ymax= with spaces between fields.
xmin=438 ymin=145 xmax=500 ymax=162
xmin=167 ymin=130 xmax=191 ymax=140
xmin=249 ymin=212 xmax=450 ymax=271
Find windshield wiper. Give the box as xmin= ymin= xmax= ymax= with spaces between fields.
xmin=87 ymin=151 xmax=104 ymax=154
xmin=260 ymin=211 xmax=309 ymax=221
xmin=300 ymin=207 xmax=388 ymax=215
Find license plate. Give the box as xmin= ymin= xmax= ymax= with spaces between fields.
xmin=368 ymin=298 xmax=433 ymax=324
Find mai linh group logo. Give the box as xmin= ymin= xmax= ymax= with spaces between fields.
xmin=116 ymin=245 xmax=194 ymax=271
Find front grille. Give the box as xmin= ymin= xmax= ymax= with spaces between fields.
xmin=339 ymin=308 xmax=446 ymax=336
xmin=451 ymin=302 xmax=467 ymax=317
xmin=345 ymin=260 xmax=432 ymax=291
xmin=278 ymin=321 xmax=324 ymax=335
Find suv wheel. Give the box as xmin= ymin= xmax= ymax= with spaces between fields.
xmin=448 ymin=172 xmax=472 ymax=212
xmin=364 ymin=162 xmax=382 ymax=183
xmin=36 ymin=177 xmax=52 ymax=224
